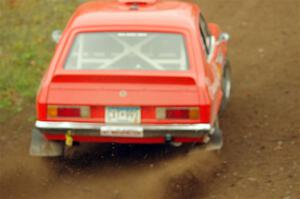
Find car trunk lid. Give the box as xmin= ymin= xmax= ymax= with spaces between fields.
xmin=47 ymin=74 xmax=202 ymax=106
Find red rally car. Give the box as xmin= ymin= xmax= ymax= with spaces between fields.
xmin=30 ymin=0 xmax=231 ymax=157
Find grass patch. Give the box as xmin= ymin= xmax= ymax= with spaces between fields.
xmin=0 ymin=0 xmax=86 ymax=111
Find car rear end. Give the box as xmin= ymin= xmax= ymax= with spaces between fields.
xmin=36 ymin=71 xmax=213 ymax=144
xmin=30 ymin=1 xmax=222 ymax=157
xmin=36 ymin=80 xmax=212 ymax=143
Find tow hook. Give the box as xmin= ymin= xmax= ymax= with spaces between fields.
xmin=165 ymin=134 xmax=183 ymax=147
xmin=165 ymin=134 xmax=172 ymax=142
xmin=65 ymin=130 xmax=73 ymax=147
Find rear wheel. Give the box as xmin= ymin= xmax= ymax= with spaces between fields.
xmin=205 ymin=118 xmax=223 ymax=151
xmin=220 ymin=60 xmax=232 ymax=113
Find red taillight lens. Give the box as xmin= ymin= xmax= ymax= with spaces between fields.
xmin=57 ymin=107 xmax=81 ymax=117
xmin=156 ymin=107 xmax=200 ymax=120
xmin=166 ymin=109 xmax=189 ymax=119
xmin=48 ymin=106 xmax=90 ymax=118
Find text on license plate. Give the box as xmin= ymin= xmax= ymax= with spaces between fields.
xmin=100 ymin=126 xmax=144 ymax=138
xmin=105 ymin=107 xmax=141 ymax=124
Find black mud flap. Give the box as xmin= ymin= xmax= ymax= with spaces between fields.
xmin=205 ymin=126 xmax=223 ymax=151
xmin=29 ymin=128 xmax=64 ymax=157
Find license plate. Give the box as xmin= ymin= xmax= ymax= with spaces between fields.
xmin=105 ymin=107 xmax=141 ymax=124
xmin=100 ymin=126 xmax=144 ymax=138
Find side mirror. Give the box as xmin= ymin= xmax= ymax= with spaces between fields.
xmin=51 ymin=30 xmax=62 ymax=43
xmin=218 ymin=32 xmax=230 ymax=43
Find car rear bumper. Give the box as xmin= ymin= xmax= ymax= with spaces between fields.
xmin=35 ymin=121 xmax=212 ymax=143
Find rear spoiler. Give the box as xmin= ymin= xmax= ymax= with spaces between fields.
xmin=51 ymin=73 xmax=196 ymax=85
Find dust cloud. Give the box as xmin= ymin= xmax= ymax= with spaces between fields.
xmin=0 ymin=144 xmax=220 ymax=199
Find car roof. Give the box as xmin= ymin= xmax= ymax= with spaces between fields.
xmin=66 ymin=0 xmax=200 ymax=31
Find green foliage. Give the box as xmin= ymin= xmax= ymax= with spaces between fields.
xmin=0 ymin=0 xmax=86 ymax=111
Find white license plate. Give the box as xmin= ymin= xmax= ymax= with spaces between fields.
xmin=105 ymin=107 xmax=141 ymax=124
xmin=100 ymin=126 xmax=144 ymax=138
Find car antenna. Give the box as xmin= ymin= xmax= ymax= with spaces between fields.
xmin=130 ymin=2 xmax=139 ymax=10
xmin=118 ymin=0 xmax=158 ymax=10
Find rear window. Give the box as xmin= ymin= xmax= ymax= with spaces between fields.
xmin=64 ymin=32 xmax=189 ymax=71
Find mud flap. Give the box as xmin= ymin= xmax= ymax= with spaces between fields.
xmin=205 ymin=126 xmax=223 ymax=151
xmin=29 ymin=128 xmax=64 ymax=157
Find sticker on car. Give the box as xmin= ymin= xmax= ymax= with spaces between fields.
xmin=100 ymin=126 xmax=144 ymax=138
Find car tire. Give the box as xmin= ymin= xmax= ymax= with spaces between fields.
xmin=205 ymin=118 xmax=223 ymax=151
xmin=220 ymin=60 xmax=232 ymax=113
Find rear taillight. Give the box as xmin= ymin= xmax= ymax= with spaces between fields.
xmin=156 ymin=107 xmax=200 ymax=120
xmin=47 ymin=106 xmax=90 ymax=118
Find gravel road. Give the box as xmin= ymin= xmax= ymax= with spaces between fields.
xmin=0 ymin=0 xmax=300 ymax=198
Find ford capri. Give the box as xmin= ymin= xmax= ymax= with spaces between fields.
xmin=30 ymin=0 xmax=231 ymax=156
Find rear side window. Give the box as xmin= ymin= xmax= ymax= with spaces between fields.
xmin=64 ymin=32 xmax=189 ymax=71
xmin=199 ymin=14 xmax=211 ymax=55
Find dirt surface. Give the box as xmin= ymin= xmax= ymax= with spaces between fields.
xmin=1 ymin=0 xmax=300 ymax=198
